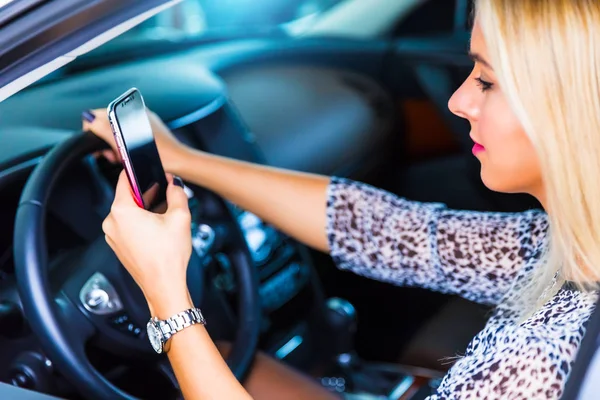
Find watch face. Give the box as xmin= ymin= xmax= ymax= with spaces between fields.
xmin=147 ymin=320 xmax=163 ymax=354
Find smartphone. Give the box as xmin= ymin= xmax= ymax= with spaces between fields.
xmin=107 ymin=88 xmax=168 ymax=210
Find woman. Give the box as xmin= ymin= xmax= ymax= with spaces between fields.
xmin=83 ymin=0 xmax=600 ymax=398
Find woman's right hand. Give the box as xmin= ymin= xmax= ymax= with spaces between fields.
xmin=82 ymin=108 xmax=186 ymax=173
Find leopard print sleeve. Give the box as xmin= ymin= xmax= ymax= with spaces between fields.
xmin=326 ymin=177 xmax=548 ymax=305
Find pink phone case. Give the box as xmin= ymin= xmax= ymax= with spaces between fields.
xmin=115 ymin=134 xmax=144 ymax=208
xmin=107 ymin=89 xmax=145 ymax=208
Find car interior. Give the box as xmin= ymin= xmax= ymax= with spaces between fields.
xmin=0 ymin=0 xmax=548 ymax=398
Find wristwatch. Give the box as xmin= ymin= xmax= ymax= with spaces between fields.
xmin=146 ymin=308 xmax=206 ymax=354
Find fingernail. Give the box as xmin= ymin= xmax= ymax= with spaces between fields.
xmin=173 ymin=177 xmax=184 ymax=188
xmin=82 ymin=110 xmax=95 ymax=123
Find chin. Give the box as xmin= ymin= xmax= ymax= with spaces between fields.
xmin=480 ymin=169 xmax=519 ymax=194
xmin=479 ymin=162 xmax=543 ymax=201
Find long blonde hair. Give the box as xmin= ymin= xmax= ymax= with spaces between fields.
xmin=475 ymin=0 xmax=600 ymax=317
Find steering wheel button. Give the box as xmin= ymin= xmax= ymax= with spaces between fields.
xmin=86 ymin=288 xmax=109 ymax=308
xmin=108 ymin=313 xmax=131 ymax=327
xmin=80 ymin=272 xmax=124 ymax=315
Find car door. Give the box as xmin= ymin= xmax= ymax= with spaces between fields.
xmin=0 ymin=0 xmax=181 ymax=102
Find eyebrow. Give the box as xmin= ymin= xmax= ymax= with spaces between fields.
xmin=468 ymin=52 xmax=494 ymax=71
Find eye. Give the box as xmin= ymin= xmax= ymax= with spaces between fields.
xmin=475 ymin=77 xmax=493 ymax=92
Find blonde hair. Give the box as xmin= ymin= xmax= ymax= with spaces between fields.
xmin=475 ymin=0 xmax=600 ymax=317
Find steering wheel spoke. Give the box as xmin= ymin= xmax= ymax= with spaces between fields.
xmin=54 ymin=291 xmax=97 ymax=350
xmin=55 ymin=238 xmax=126 ymax=318
xmin=53 ymin=237 xmax=157 ymax=357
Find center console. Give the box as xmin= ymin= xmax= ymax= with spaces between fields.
xmin=176 ymin=98 xmax=323 ymax=359
xmin=184 ymin=173 xmax=319 ymax=364
xmin=314 ymin=298 xmax=443 ymax=400
xmin=210 ymin=206 xmax=314 ymax=321
xmin=235 ymin=207 xmax=312 ymax=313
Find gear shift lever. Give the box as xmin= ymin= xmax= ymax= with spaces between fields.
xmin=319 ymin=299 xmax=411 ymax=397
xmin=326 ymin=298 xmax=357 ymax=357
xmin=321 ymin=298 xmax=358 ymax=363
xmin=317 ymin=298 xmax=360 ymax=393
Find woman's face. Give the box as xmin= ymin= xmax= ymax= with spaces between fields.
xmin=448 ymin=23 xmax=544 ymax=201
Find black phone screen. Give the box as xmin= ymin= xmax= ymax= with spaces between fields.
xmin=114 ymin=90 xmax=168 ymax=210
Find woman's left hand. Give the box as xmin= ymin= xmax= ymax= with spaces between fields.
xmin=102 ymin=171 xmax=193 ymax=318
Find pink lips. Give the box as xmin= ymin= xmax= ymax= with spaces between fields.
xmin=472 ymin=143 xmax=485 ymax=155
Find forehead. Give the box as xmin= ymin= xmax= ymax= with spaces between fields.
xmin=469 ymin=23 xmax=487 ymax=55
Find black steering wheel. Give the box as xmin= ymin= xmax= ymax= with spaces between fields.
xmin=13 ymin=132 xmax=261 ymax=399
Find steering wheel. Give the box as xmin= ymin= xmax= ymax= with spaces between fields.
xmin=13 ymin=132 xmax=261 ymax=399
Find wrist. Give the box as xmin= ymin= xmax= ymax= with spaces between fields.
xmin=146 ymin=288 xmax=194 ymax=320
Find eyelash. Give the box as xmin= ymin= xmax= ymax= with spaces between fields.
xmin=475 ymin=77 xmax=493 ymax=92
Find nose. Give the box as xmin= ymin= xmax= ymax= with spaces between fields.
xmin=448 ymin=76 xmax=479 ymax=122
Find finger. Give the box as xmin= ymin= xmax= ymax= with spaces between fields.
xmin=102 ymin=149 xmax=119 ymax=163
xmin=102 ymin=216 xmax=118 ymax=249
xmin=112 ymin=170 xmax=138 ymax=207
xmin=82 ymin=109 xmax=118 ymax=151
xmin=101 ymin=216 xmax=112 ymax=235
xmin=93 ymin=150 xmax=119 ymax=163
xmin=104 ymin=234 xmax=117 ymax=252
xmin=82 ymin=109 xmax=97 ymax=131
xmin=165 ymin=173 xmax=185 ymax=189
xmin=82 ymin=108 xmax=105 ymax=132
xmin=165 ymin=175 xmax=189 ymax=213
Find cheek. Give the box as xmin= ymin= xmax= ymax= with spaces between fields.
xmin=477 ymin=101 xmax=542 ymax=193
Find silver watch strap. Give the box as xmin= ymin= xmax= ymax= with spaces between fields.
xmin=158 ymin=308 xmax=206 ymax=340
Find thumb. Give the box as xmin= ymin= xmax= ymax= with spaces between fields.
xmin=113 ymin=170 xmax=139 ymax=207
xmin=165 ymin=174 xmax=189 ymax=213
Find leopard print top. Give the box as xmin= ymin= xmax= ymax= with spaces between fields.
xmin=326 ymin=177 xmax=598 ymax=399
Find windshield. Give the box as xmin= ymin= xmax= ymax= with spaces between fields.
xmin=15 ymin=0 xmax=422 ymax=90
xmin=102 ymin=0 xmax=346 ymax=46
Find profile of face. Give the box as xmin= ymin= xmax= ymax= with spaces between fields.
xmin=448 ymin=23 xmax=544 ymax=199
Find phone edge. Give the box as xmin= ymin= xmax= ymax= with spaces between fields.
xmin=107 ymin=88 xmax=146 ymax=209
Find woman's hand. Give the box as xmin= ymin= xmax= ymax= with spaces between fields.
xmin=104 ymin=173 xmax=254 ymax=400
xmin=82 ymin=108 xmax=186 ymax=174
xmin=102 ymin=171 xmax=193 ymax=318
